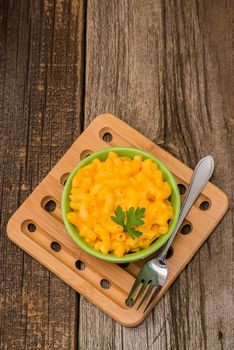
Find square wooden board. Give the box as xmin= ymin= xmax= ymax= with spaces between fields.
xmin=7 ymin=114 xmax=228 ymax=327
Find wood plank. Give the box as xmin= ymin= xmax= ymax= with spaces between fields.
xmin=83 ymin=0 xmax=233 ymax=349
xmin=0 ymin=0 xmax=86 ymax=349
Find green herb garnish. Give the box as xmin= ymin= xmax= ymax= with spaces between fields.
xmin=111 ymin=206 xmax=145 ymax=239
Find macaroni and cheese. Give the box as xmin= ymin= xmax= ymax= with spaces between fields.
xmin=67 ymin=152 xmax=174 ymax=257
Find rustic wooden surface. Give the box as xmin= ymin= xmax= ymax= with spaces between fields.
xmin=0 ymin=0 xmax=233 ymax=349
xmin=0 ymin=0 xmax=85 ymax=349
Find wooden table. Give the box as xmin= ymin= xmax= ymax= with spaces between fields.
xmin=0 ymin=1 xmax=233 ymax=349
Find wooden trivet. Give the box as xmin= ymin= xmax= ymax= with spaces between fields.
xmin=7 ymin=114 xmax=228 ymax=327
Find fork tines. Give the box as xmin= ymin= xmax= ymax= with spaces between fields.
xmin=126 ymin=279 xmax=161 ymax=312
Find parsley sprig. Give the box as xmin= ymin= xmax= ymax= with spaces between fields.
xmin=111 ymin=206 xmax=145 ymax=239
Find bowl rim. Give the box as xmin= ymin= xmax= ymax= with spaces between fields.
xmin=62 ymin=147 xmax=180 ymax=263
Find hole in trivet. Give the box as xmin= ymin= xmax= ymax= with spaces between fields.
xmin=125 ymin=298 xmax=134 ymax=308
xmin=178 ymin=184 xmax=186 ymax=195
xmin=44 ymin=199 xmax=56 ymax=212
xmin=117 ymin=263 xmax=130 ymax=268
xmin=80 ymin=150 xmax=93 ymax=160
xmin=181 ymin=223 xmax=192 ymax=235
xmin=60 ymin=173 xmax=70 ymax=186
xmin=199 ymin=201 xmax=210 ymax=211
xmin=194 ymin=194 xmax=211 ymax=210
xmin=165 ymin=247 xmax=174 ymax=259
xmin=102 ymin=132 xmax=113 ymax=142
xmin=100 ymin=129 xmax=113 ymax=142
xmin=100 ymin=279 xmax=111 ymax=289
xmin=27 ymin=223 xmax=36 ymax=232
xmin=75 ymin=260 xmax=86 ymax=271
xmin=50 ymin=241 xmax=61 ymax=252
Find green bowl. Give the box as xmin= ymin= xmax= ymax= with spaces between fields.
xmin=62 ymin=147 xmax=180 ymax=263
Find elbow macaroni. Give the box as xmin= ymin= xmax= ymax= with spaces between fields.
xmin=67 ymin=152 xmax=174 ymax=257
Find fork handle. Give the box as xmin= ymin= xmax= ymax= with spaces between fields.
xmin=159 ymin=156 xmax=214 ymax=261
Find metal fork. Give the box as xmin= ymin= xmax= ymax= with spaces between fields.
xmin=125 ymin=156 xmax=214 ymax=312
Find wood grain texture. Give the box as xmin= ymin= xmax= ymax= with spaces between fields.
xmin=82 ymin=1 xmax=233 ymax=350
xmin=0 ymin=0 xmax=85 ymax=349
xmin=1 ymin=0 xmax=233 ymax=349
